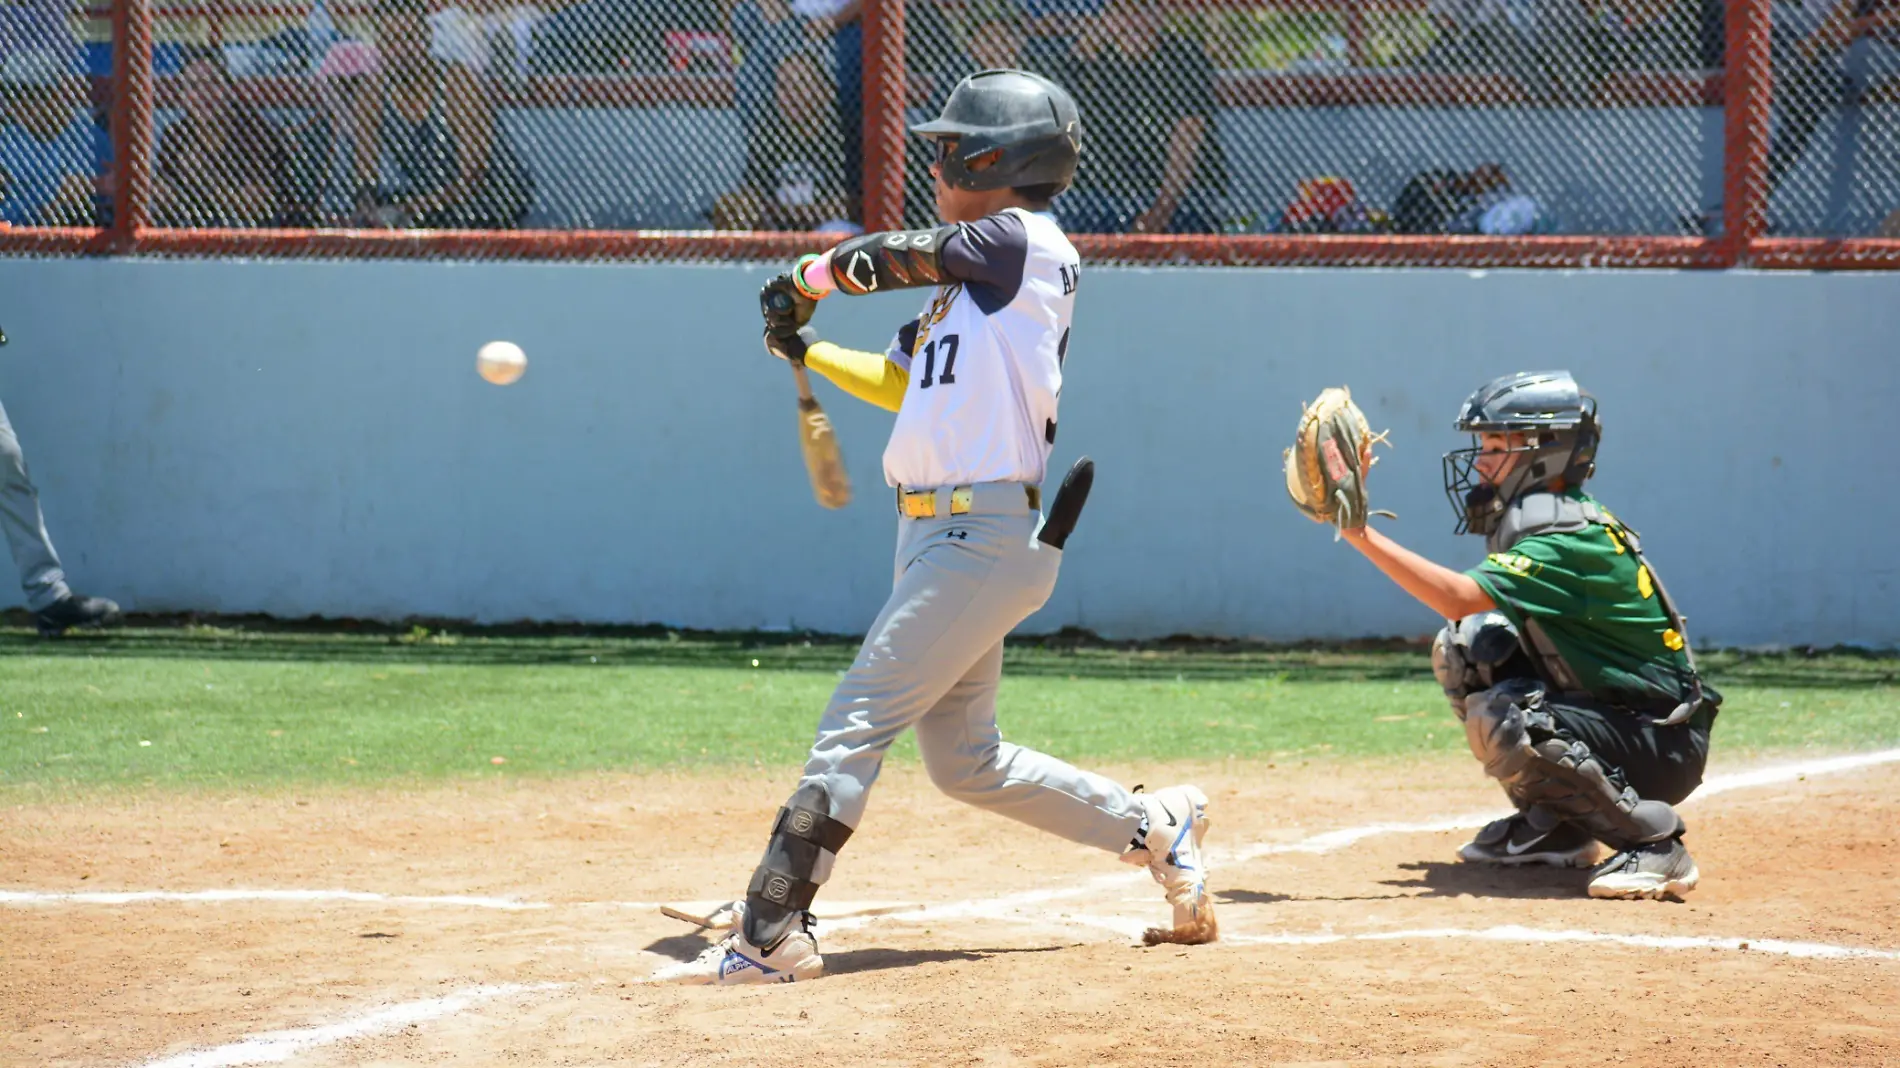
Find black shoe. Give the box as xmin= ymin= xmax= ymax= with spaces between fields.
xmin=1458 ymin=813 xmax=1601 ymax=867
xmin=34 ymin=594 xmax=122 ymax=637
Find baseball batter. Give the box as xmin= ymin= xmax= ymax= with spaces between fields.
xmin=1321 ymin=371 xmax=1718 ymax=899
xmin=655 ymin=70 xmax=1215 ymax=986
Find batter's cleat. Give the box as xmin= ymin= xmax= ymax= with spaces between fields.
xmin=1458 ymin=813 xmax=1602 ymax=868
xmin=1123 ymin=785 xmax=1217 ymax=945
xmin=651 ymin=905 xmax=825 ymax=985
xmin=34 ymin=594 xmax=121 ymax=637
xmin=1587 ymin=836 xmax=1699 ymax=901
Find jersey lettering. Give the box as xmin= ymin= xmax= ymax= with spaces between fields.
xmin=1486 ymin=552 xmax=1539 ymax=577
xmin=1059 ymin=262 xmax=1080 ymax=295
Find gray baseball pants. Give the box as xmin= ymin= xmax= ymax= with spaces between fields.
xmin=0 ymin=395 xmax=72 ymax=611
xmin=798 ymin=481 xmax=1144 ymax=885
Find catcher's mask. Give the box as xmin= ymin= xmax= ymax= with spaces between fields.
xmin=1443 ymin=370 xmax=1599 ymax=536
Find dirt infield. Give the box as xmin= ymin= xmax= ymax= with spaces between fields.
xmin=5 ymin=753 xmax=1898 ymax=1068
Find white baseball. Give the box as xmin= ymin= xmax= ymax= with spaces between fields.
xmin=477 ymin=340 xmax=527 ymax=385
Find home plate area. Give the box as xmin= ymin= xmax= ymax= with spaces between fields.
xmin=6 ymin=752 xmax=1898 ymax=1067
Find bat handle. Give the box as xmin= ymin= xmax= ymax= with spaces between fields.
xmin=789 ymin=357 xmax=817 ymax=403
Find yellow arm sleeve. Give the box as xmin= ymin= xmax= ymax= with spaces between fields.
xmin=803 ymin=340 xmax=909 ymax=413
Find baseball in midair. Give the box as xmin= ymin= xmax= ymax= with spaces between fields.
xmin=477 ymin=340 xmax=527 ymax=385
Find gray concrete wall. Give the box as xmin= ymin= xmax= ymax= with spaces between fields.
xmin=0 ymin=257 xmax=1895 ymax=646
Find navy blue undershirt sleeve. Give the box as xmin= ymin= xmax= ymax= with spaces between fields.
xmin=941 ymin=211 xmax=1031 ymax=314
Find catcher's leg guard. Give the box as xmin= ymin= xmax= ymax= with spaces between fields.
xmin=1462 ymin=679 xmax=1683 ymax=851
xmin=742 ymin=783 xmax=855 ymax=952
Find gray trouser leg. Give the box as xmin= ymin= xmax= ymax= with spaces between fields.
xmin=0 ymin=396 xmax=70 ymax=611
xmin=1463 ymin=679 xmax=1683 ymax=850
xmin=796 ymin=507 xmax=1141 ymax=886
xmin=914 ymin=639 xmax=1142 ymax=854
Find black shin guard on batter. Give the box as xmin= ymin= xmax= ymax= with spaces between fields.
xmin=1464 ymin=680 xmax=1683 ymax=851
xmin=743 ymin=783 xmax=855 ymax=951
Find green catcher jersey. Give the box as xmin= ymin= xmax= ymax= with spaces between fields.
xmin=1465 ymin=492 xmax=1709 ymax=714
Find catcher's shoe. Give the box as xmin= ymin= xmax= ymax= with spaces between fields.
xmin=1587 ymin=836 xmax=1699 ymax=901
xmin=651 ymin=902 xmax=824 ymax=985
xmin=1122 ymin=785 xmax=1217 ymax=945
xmin=1458 ymin=813 xmax=1601 ymax=868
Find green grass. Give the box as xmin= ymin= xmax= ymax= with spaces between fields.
xmin=2 ymin=618 xmax=1896 ymax=792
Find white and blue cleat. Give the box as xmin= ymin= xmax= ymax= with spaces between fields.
xmin=651 ymin=901 xmax=826 ymax=985
xmin=1124 ymin=784 xmax=1219 ymax=945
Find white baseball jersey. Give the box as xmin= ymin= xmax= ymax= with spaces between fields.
xmin=881 ymin=207 xmax=1081 ymax=490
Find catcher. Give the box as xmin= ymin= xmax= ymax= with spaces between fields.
xmin=1286 ymin=372 xmax=1718 ymax=900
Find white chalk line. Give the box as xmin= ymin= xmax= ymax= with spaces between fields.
xmin=13 ymin=748 xmax=1898 ymax=917
xmin=90 ymin=748 xmax=1899 ymax=1068
xmin=891 ymin=905 xmax=1900 ymax=964
xmin=136 ymin=982 xmax=566 ymax=1068
xmin=833 ymin=747 xmax=1900 ymax=935
xmin=1228 ymin=746 xmax=1900 ymax=865
xmin=0 ymin=888 xmax=549 ymax=910
xmin=1222 ymin=926 xmax=1900 ymax=962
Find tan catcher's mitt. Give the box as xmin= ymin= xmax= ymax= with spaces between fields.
xmin=1284 ymin=385 xmax=1394 ymax=535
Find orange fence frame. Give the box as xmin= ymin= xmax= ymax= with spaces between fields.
xmin=0 ymin=0 xmax=1895 ymax=268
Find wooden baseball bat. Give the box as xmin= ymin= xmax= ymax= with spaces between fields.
xmin=791 ymin=359 xmax=851 ymax=510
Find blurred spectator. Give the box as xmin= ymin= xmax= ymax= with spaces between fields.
xmin=795 ymin=0 xmax=864 ymax=224
xmin=1056 ymin=0 xmax=1227 ymax=234
xmin=283 ymin=39 xmax=380 ymax=226
xmin=153 ymin=50 xmax=290 ymax=228
xmin=0 ymin=0 xmax=79 ymax=70
xmin=1020 ymin=0 xmax=1104 ymax=38
xmin=1276 ymin=176 xmax=1393 ymax=234
xmin=731 ymin=0 xmax=809 ymax=128
xmin=430 ymin=3 xmax=492 ymax=70
xmin=967 ymin=11 xmax=1029 ymax=71
xmin=1442 ymin=162 xmax=1552 ymax=233
xmin=1683 ymin=0 xmax=1899 ymax=235
xmin=1419 ymin=0 xmax=1533 ymax=71
xmin=532 ymin=0 xmax=722 ymax=75
xmin=0 ymin=48 xmax=101 ymax=227
xmin=352 ymin=0 xmax=533 ymax=229
xmin=902 ymin=11 xmax=1027 ymax=227
xmin=424 ymin=2 xmax=543 ymax=81
xmin=1584 ymin=0 xmax=1702 ymax=73
xmin=714 ymin=48 xmax=853 ymax=232
xmin=1761 ymin=0 xmax=1899 ymax=231
xmin=1698 ymin=0 xmax=1726 ymax=67
xmin=1392 ymin=163 xmax=1550 ymax=234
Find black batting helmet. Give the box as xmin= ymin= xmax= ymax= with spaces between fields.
xmin=910 ymin=69 xmax=1083 ymax=194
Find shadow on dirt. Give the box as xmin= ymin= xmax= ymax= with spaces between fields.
xmin=639 ymin=929 xmax=1070 ymax=977
xmin=1380 ymin=860 xmax=1596 ymax=901
xmin=1217 ymin=888 xmax=1411 ymax=904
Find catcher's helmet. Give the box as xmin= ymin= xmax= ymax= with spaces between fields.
xmin=1442 ymin=370 xmax=1600 ymax=536
xmin=910 ymin=69 xmax=1082 ymax=194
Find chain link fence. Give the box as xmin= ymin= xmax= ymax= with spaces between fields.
xmin=1755 ymin=0 xmax=1899 ymax=238
xmin=1 ymin=0 xmax=113 ymax=229
xmin=0 ymin=0 xmax=1893 ymax=264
